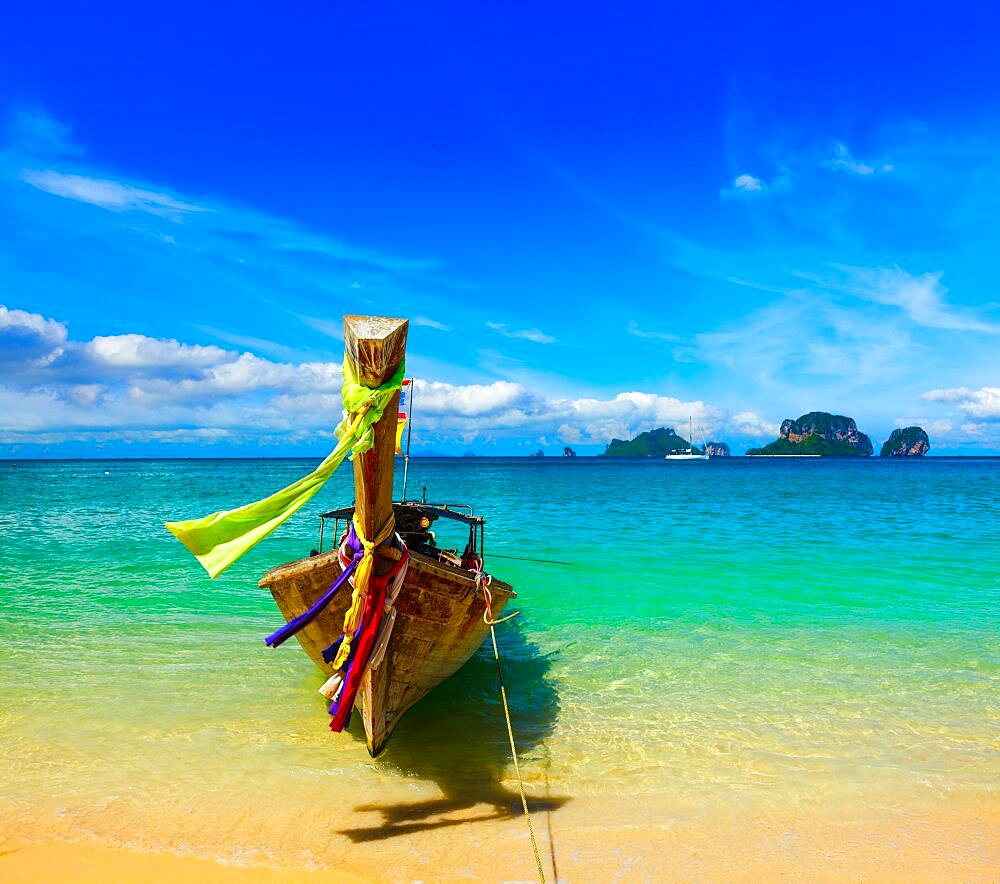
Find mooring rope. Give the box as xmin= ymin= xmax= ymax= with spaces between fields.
xmin=479 ymin=577 xmax=545 ymax=883
xmin=487 ymin=553 xmax=572 ymax=566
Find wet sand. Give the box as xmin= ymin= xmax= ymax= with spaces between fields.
xmin=3 ymin=796 xmax=997 ymax=881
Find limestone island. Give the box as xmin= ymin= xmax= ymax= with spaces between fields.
xmin=747 ymin=412 xmax=873 ymax=456
xmin=880 ymin=426 xmax=930 ymax=457
xmin=704 ymin=442 xmax=730 ymax=457
xmin=563 ymin=446 xmax=577 ymax=457
xmin=602 ymin=427 xmax=717 ymax=457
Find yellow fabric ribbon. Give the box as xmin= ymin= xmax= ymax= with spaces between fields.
xmin=331 ymin=513 xmax=397 ymax=670
xmin=165 ymin=359 xmax=405 ymax=578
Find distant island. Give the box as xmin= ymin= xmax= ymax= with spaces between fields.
xmin=748 ymin=412 xmax=874 ymax=456
xmin=563 ymin=446 xmax=577 ymax=457
xmin=881 ymin=426 xmax=930 ymax=457
xmin=601 ymin=413 xmax=931 ymax=459
xmin=602 ymin=427 xmax=706 ymax=457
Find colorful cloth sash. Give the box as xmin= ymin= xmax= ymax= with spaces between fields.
xmin=263 ymin=525 xmax=365 ymax=648
xmin=164 ymin=360 xmax=405 ymax=578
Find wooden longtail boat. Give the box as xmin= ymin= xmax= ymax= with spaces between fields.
xmin=258 ymin=316 xmax=515 ymax=756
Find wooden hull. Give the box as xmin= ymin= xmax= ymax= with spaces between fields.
xmin=259 ymin=549 xmax=515 ymax=756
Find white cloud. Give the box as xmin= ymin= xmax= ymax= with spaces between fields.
xmin=1 ymin=306 xmax=770 ymax=450
xmin=922 ymin=386 xmax=1000 ymax=420
xmin=720 ymin=173 xmax=769 ymax=198
xmin=485 ymin=322 xmax=556 ymax=344
xmin=415 ymin=379 xmax=529 ymax=417
xmin=85 ymin=334 xmax=233 ymax=370
xmin=827 ymin=142 xmax=894 ymax=176
xmin=0 ymin=304 xmax=68 ymax=357
xmin=730 ymin=411 xmax=780 ymax=438
xmin=626 ymin=320 xmax=684 ymax=342
xmin=844 ymin=266 xmax=1000 ymax=333
xmin=413 ymin=316 xmax=452 ymax=331
xmin=128 ymin=354 xmax=343 ymax=404
xmin=734 ymin=174 xmax=764 ymax=191
xmin=19 ymin=169 xmax=206 ymax=219
xmin=926 ymin=419 xmax=954 ymax=435
xmin=685 ymin=294 xmax=914 ymax=388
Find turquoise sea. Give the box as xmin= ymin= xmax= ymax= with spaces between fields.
xmin=1 ymin=456 xmax=998 ymax=874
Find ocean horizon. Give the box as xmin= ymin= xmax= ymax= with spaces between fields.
xmin=5 ymin=453 xmax=1000 ymax=460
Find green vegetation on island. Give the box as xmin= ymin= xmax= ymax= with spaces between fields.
xmin=880 ymin=426 xmax=930 ymax=457
xmin=602 ymin=413 xmax=930 ymax=459
xmin=747 ymin=435 xmax=869 ymax=456
xmin=602 ymin=427 xmax=701 ymax=457
xmin=747 ymin=411 xmax=874 ymax=456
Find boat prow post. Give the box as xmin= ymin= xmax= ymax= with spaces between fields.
xmin=344 ymin=315 xmax=409 ymax=755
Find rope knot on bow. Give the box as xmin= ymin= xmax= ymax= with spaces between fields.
xmin=331 ymin=514 xmax=397 ymax=670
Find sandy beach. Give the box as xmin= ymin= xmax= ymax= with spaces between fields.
xmin=4 ymin=792 xmax=998 ymax=881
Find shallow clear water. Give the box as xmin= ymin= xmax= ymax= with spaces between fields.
xmin=1 ymin=456 xmax=997 ymax=863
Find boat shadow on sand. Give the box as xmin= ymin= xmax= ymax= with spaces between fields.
xmin=339 ymin=619 xmax=569 ymax=843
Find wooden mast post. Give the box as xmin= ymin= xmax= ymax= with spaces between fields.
xmin=343 ymin=315 xmax=408 ymax=557
xmin=342 ymin=315 xmax=408 ymax=755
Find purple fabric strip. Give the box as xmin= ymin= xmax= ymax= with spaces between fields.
xmin=322 ymin=621 xmax=363 ymax=665
xmin=264 ymin=524 xmax=364 ymax=648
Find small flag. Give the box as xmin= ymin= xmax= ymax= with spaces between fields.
xmin=395 ymin=414 xmax=407 ymax=455
xmin=397 ymin=379 xmax=413 ymax=455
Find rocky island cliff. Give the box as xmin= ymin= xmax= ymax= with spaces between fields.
xmin=602 ymin=427 xmax=700 ymax=457
xmin=747 ymin=412 xmax=874 ymax=456
xmin=880 ymin=426 xmax=930 ymax=457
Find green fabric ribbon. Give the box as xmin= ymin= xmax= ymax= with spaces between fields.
xmin=165 ymin=360 xmax=405 ymax=578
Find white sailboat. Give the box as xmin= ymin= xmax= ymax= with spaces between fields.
xmin=664 ymin=417 xmax=710 ymax=461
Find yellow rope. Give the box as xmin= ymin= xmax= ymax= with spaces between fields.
xmin=331 ymin=514 xmax=396 ymax=670
xmin=481 ymin=581 xmax=545 ymax=883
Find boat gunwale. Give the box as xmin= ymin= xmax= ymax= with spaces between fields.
xmin=319 ymin=501 xmax=485 ymax=527
xmin=258 ymin=546 xmax=516 ymax=598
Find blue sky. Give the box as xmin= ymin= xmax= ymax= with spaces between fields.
xmin=2 ymin=1 xmax=999 ymax=456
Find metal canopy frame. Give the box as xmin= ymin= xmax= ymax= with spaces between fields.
xmin=317 ymin=501 xmax=486 ymax=560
